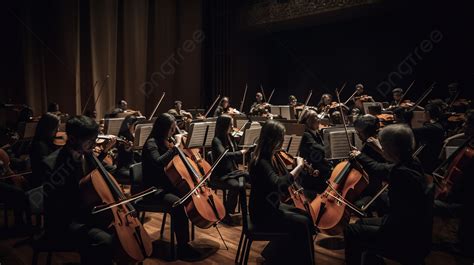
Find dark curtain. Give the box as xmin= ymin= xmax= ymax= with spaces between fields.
xmin=3 ymin=0 xmax=203 ymax=120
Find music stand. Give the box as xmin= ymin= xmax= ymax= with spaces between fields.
xmin=104 ymin=117 xmax=125 ymax=136
xmin=133 ymin=124 xmax=153 ymax=149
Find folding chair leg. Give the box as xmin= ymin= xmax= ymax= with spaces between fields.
xmin=243 ymin=239 xmax=252 ymax=265
xmin=235 ymin=232 xmax=245 ymax=264
xmin=239 ymin=236 xmax=249 ymax=265
xmin=160 ymin=213 xmax=167 ymax=239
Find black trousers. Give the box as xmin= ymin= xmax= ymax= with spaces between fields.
xmin=212 ymin=170 xmax=248 ymax=214
xmin=68 ymin=223 xmax=115 ymax=265
xmin=260 ymin=204 xmax=315 ymax=265
xmin=146 ymin=191 xmax=190 ymax=246
xmin=0 ymin=181 xmax=29 ymax=224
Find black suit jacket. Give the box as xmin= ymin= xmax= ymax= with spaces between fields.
xmin=211 ymin=136 xmax=242 ymax=180
xmin=299 ymin=129 xmax=331 ymax=178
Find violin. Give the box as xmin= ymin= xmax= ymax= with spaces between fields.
xmin=276 ymin=150 xmax=319 ymax=177
xmin=0 ymin=148 xmax=30 ymax=189
xmin=273 ymin=151 xmax=317 ymax=223
xmin=53 ymin=131 xmax=67 ymax=146
xmin=433 ymin=138 xmax=474 ymax=200
xmin=164 ymin=137 xmax=226 ymax=228
xmin=79 ymin=152 xmax=153 ymax=262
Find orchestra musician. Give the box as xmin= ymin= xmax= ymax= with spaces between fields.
xmin=110 ymin=99 xmax=142 ymax=118
xmin=316 ymin=93 xmax=333 ymax=114
xmin=249 ymin=92 xmax=271 ymax=116
xmin=211 ymin=115 xmax=249 ymax=225
xmin=433 ymin=109 xmax=474 ymax=256
xmin=299 ymin=109 xmax=331 ymax=194
xmin=141 ymin=113 xmax=203 ymax=261
xmin=114 ymin=115 xmax=139 ymax=183
xmin=352 ymin=114 xmax=391 ymax=213
xmin=352 ymin=83 xmax=374 ymax=113
xmin=42 ymin=116 xmax=116 ymax=265
xmin=168 ymin=100 xmax=193 ymax=121
xmin=30 ymin=112 xmax=60 ymax=188
xmin=288 ymin=95 xmax=302 ymax=107
xmin=214 ymin=97 xmax=233 ymax=117
xmin=249 ymin=120 xmax=315 ymax=265
xmin=445 ymin=83 xmax=459 ymax=106
xmin=345 ymin=124 xmax=433 ymax=265
xmin=412 ymin=103 xmax=446 ymax=173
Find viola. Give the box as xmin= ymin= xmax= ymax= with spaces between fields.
xmin=79 ymin=152 xmax=153 ymax=262
xmin=53 ymin=131 xmax=67 ymax=146
xmin=164 ymin=138 xmax=226 ymax=228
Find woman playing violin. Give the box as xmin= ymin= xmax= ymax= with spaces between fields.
xmin=249 ymin=120 xmax=315 ymax=264
xmin=42 ymin=116 xmax=116 ymax=265
xmin=345 ymin=124 xmax=433 ymax=265
xmin=211 ymin=115 xmax=248 ymax=225
xmin=141 ymin=113 xmax=203 ymax=261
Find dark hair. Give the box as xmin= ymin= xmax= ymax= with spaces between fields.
xmin=148 ymin=113 xmax=175 ymax=141
xmin=300 ymin=109 xmax=318 ymax=126
xmin=425 ymin=103 xmax=442 ymax=120
xmin=214 ymin=115 xmax=232 ymax=145
xmin=47 ymin=102 xmax=59 ymax=113
xmin=33 ymin=112 xmax=60 ymax=142
xmin=354 ymin=114 xmax=380 ymax=137
xmin=118 ymin=115 xmax=138 ymax=141
xmin=252 ymin=120 xmax=285 ymax=164
xmin=66 ymin=115 xmax=99 ymax=140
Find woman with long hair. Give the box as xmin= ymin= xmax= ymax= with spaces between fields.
xmin=211 ymin=115 xmax=248 ymax=225
xmin=141 ymin=113 xmax=202 ymax=261
xmin=249 ymin=120 xmax=315 ymax=264
xmin=114 ymin=115 xmax=139 ymax=183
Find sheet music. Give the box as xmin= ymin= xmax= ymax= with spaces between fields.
xmin=282 ymin=135 xmax=292 ymax=152
xmin=204 ymin=122 xmax=216 ymax=147
xmin=287 ymin=135 xmax=302 ymax=156
xmin=186 ymin=122 xmax=209 ymax=148
xmin=104 ymin=118 xmax=125 ymax=136
xmin=241 ymin=127 xmax=261 ymax=147
xmin=445 ymin=146 xmax=458 ymax=158
xmin=134 ymin=124 xmax=153 ymax=148
xmin=23 ymin=122 xmax=38 ymax=139
xmin=280 ymin=106 xmax=293 ymax=120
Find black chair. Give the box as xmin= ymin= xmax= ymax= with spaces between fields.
xmin=129 ymin=162 xmax=194 ymax=260
xmin=234 ymin=178 xmax=311 ymax=265
xmin=206 ymin=151 xmax=228 ymax=205
xmin=31 ymin=235 xmax=77 ymax=265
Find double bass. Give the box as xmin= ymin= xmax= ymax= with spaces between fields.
xmin=79 ymin=152 xmax=153 ymax=262
xmin=165 ymin=137 xmax=226 ymax=228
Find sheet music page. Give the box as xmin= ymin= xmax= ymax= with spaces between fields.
xmin=205 ymin=121 xmax=216 ymax=147
xmin=105 ymin=118 xmax=125 ymax=136
xmin=280 ymin=106 xmax=291 ymax=120
xmin=24 ymin=122 xmax=38 ymax=139
xmin=243 ymin=127 xmax=261 ymax=146
xmin=134 ymin=124 xmax=153 ymax=147
xmin=270 ymin=105 xmax=281 ymax=116
xmin=288 ymin=135 xmax=302 ymax=156
xmin=282 ymin=135 xmax=292 ymax=151
xmin=186 ymin=122 xmax=208 ymax=148
xmin=329 ymin=131 xmax=354 ymax=159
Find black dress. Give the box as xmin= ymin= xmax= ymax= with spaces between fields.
xmin=344 ymin=159 xmax=433 ymax=264
xmin=211 ymin=135 xmax=248 ymax=214
xmin=249 ymin=156 xmax=315 ymax=264
xmin=141 ymin=137 xmax=191 ymax=246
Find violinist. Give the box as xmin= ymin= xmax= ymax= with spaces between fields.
xmin=345 ymin=124 xmax=433 ymax=265
xmin=413 ymin=103 xmax=446 ymax=173
xmin=249 ymin=92 xmax=270 ymax=116
xmin=352 ymin=83 xmax=374 ymax=113
xmin=168 ymin=100 xmax=193 ymax=120
xmin=445 ymin=82 xmax=459 ymax=106
xmin=114 ymin=115 xmax=139 ymax=183
xmin=249 ymin=120 xmax=315 ymax=265
xmin=141 ymin=113 xmax=203 ymax=261
xmin=289 ymin=95 xmax=302 ymax=107
xmin=211 ymin=115 xmax=249 ymax=225
xmin=316 ymin=93 xmax=333 ymax=114
xmin=299 ymin=109 xmax=331 ymax=194
xmin=42 ymin=116 xmax=115 ymax=265
xmin=110 ymin=99 xmax=142 ymax=118
xmin=29 ymin=112 xmax=60 ymax=188
xmin=214 ymin=97 xmax=231 ymax=117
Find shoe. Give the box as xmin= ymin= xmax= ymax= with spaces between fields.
xmin=177 ymin=243 xmax=204 ymax=262
xmin=221 ymin=214 xmax=236 ymax=226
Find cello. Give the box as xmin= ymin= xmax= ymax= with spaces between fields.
xmin=165 ymin=137 xmax=227 ymax=228
xmin=0 ymin=148 xmax=30 ymax=189
xmin=310 ymin=87 xmax=369 ymax=234
xmin=79 ymin=152 xmax=153 ymax=262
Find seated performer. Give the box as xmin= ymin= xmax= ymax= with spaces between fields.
xmin=249 ymin=92 xmax=270 ymax=116
xmin=168 ymin=100 xmax=193 ymax=120
xmin=317 ymin=93 xmax=333 ymax=114
xmin=249 ymin=120 xmax=315 ymax=264
xmin=30 ymin=112 xmax=60 ymax=188
xmin=141 ymin=113 xmax=202 ymax=261
xmin=211 ymin=115 xmax=248 ymax=225
xmin=42 ymin=116 xmax=116 ymax=265
xmin=214 ymin=97 xmax=231 ymax=117
xmin=299 ymin=109 xmax=331 ymax=194
xmin=345 ymin=124 xmax=433 ymax=265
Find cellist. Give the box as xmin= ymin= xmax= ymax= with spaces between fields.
xmin=344 ymin=124 xmax=433 ymax=265
xmin=249 ymin=120 xmax=315 ymax=265
xmin=141 ymin=113 xmax=203 ymax=261
xmin=42 ymin=116 xmax=116 ymax=265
